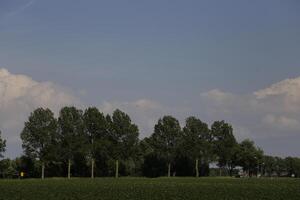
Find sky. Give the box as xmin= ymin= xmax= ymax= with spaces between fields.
xmin=0 ymin=0 xmax=300 ymax=158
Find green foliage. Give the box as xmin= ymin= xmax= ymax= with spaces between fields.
xmin=0 ymin=178 xmax=300 ymax=200
xmin=182 ymin=117 xmax=212 ymax=176
xmin=0 ymin=131 xmax=6 ymax=158
xmin=20 ymin=108 xmax=58 ymax=162
xmin=149 ymin=116 xmax=182 ymax=177
xmin=83 ymin=107 xmax=109 ymax=157
xmin=58 ymin=107 xmax=87 ymax=160
xmin=109 ymin=109 xmax=139 ymax=160
xmin=236 ymin=139 xmax=263 ymax=176
xmin=211 ymin=121 xmax=238 ymax=171
xmin=11 ymin=106 xmax=300 ymax=179
xmin=150 ymin=116 xmax=182 ymax=162
xmin=285 ymin=157 xmax=300 ymax=177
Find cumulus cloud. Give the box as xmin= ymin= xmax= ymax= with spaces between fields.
xmin=99 ymin=76 xmax=300 ymax=144
xmin=2 ymin=67 xmax=300 ymax=157
xmin=254 ymin=77 xmax=300 ymax=113
xmin=262 ymin=114 xmax=300 ymax=131
xmin=201 ymin=76 xmax=300 ymax=140
xmin=0 ymin=68 xmax=79 ymax=157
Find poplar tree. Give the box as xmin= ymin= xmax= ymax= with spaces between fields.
xmin=20 ymin=108 xmax=58 ymax=179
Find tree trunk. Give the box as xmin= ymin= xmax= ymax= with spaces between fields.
xmin=115 ymin=160 xmax=119 ymax=178
xmin=41 ymin=162 xmax=45 ymax=179
xmin=219 ymin=167 xmax=222 ymax=176
xmin=195 ymin=159 xmax=199 ymax=178
xmin=167 ymin=163 xmax=171 ymax=177
xmin=91 ymin=158 xmax=95 ymax=179
xmin=68 ymin=159 xmax=71 ymax=179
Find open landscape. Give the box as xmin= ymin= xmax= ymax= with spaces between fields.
xmin=0 ymin=178 xmax=300 ymax=200
xmin=1 ymin=1 xmax=300 ymax=199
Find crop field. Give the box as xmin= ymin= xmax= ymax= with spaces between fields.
xmin=0 ymin=177 xmax=299 ymax=200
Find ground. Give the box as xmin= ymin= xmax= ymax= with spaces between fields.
xmin=0 ymin=177 xmax=299 ymax=200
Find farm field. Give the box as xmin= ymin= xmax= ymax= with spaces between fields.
xmin=0 ymin=177 xmax=299 ymax=200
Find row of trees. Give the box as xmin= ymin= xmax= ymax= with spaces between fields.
xmin=0 ymin=107 xmax=300 ymax=178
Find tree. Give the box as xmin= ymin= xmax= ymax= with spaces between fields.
xmin=83 ymin=107 xmax=109 ymax=178
xmin=211 ymin=121 xmax=238 ymax=176
xmin=20 ymin=108 xmax=58 ymax=179
xmin=58 ymin=106 xmax=87 ymax=179
xmin=182 ymin=117 xmax=211 ymax=177
xmin=274 ymin=156 xmax=286 ymax=177
xmin=285 ymin=157 xmax=300 ymax=177
xmin=108 ymin=109 xmax=139 ymax=178
xmin=263 ymin=155 xmax=276 ymax=176
xmin=0 ymin=131 xmax=7 ymax=178
xmin=236 ymin=139 xmax=263 ymax=176
xmin=150 ymin=116 xmax=182 ymax=177
xmin=0 ymin=130 xmax=6 ymax=159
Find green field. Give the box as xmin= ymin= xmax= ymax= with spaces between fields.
xmin=0 ymin=178 xmax=299 ymax=200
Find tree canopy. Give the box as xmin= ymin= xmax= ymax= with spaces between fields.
xmin=0 ymin=106 xmax=296 ymax=179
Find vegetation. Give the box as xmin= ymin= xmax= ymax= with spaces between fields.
xmin=0 ymin=131 xmax=5 ymax=159
xmin=0 ymin=106 xmax=300 ymax=178
xmin=0 ymin=178 xmax=299 ymax=200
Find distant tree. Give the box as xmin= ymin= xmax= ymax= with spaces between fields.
xmin=58 ymin=106 xmax=87 ymax=179
xmin=274 ymin=157 xmax=286 ymax=177
xmin=285 ymin=157 xmax=300 ymax=177
xmin=83 ymin=107 xmax=109 ymax=178
xmin=263 ymin=155 xmax=276 ymax=176
xmin=236 ymin=139 xmax=263 ymax=176
xmin=182 ymin=117 xmax=212 ymax=177
xmin=20 ymin=108 xmax=58 ymax=179
xmin=109 ymin=109 xmax=139 ymax=178
xmin=0 ymin=159 xmax=18 ymax=178
xmin=0 ymin=130 xmax=6 ymax=159
xmin=211 ymin=121 xmax=238 ymax=176
xmin=150 ymin=116 xmax=182 ymax=177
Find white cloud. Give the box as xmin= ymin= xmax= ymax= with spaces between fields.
xmin=254 ymin=77 xmax=300 ymax=113
xmin=2 ymin=68 xmax=300 ymax=157
xmin=0 ymin=68 xmax=79 ymax=157
xmin=200 ymin=76 xmax=300 ymax=141
xmin=254 ymin=77 xmax=300 ymax=99
xmin=262 ymin=114 xmax=300 ymax=131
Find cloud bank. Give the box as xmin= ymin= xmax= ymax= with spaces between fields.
xmin=200 ymin=77 xmax=300 ymax=156
xmin=1 ymin=68 xmax=300 ymax=157
xmin=0 ymin=68 xmax=79 ymax=157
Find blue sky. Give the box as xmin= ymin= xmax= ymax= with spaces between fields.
xmin=1 ymin=0 xmax=300 ymax=157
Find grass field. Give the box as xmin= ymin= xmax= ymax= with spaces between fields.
xmin=0 ymin=177 xmax=299 ymax=200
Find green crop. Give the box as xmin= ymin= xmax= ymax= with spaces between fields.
xmin=0 ymin=177 xmax=299 ymax=200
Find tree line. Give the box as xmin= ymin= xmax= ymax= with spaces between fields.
xmin=0 ymin=106 xmax=300 ymax=178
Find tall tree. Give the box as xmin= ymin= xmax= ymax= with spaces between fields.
xmin=182 ymin=117 xmax=211 ymax=177
xmin=236 ymin=139 xmax=263 ymax=176
xmin=83 ymin=107 xmax=109 ymax=178
xmin=20 ymin=108 xmax=58 ymax=179
xmin=0 ymin=130 xmax=6 ymax=159
xmin=58 ymin=106 xmax=87 ymax=179
xmin=109 ymin=109 xmax=139 ymax=178
xmin=150 ymin=116 xmax=182 ymax=177
xmin=211 ymin=121 xmax=237 ymax=176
